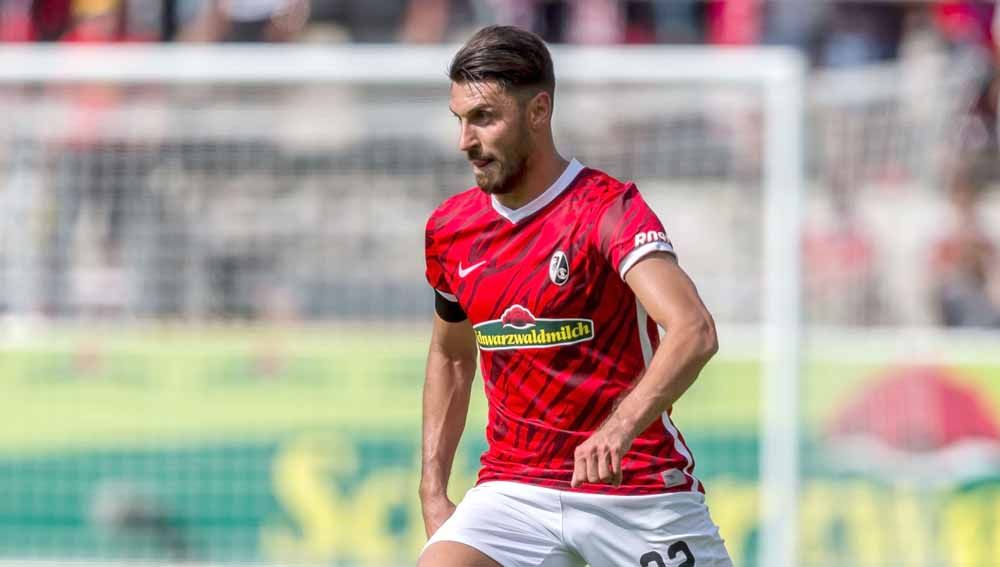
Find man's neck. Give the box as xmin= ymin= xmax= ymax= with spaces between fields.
xmin=494 ymin=153 xmax=569 ymax=210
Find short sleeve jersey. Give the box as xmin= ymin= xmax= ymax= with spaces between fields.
xmin=425 ymin=159 xmax=702 ymax=495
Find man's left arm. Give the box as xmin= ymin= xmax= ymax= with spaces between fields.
xmin=570 ymin=252 xmax=718 ymax=488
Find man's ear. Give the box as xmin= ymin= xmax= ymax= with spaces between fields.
xmin=526 ymin=91 xmax=552 ymax=129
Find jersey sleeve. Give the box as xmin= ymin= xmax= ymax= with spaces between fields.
xmin=595 ymin=183 xmax=676 ymax=279
xmin=425 ymin=214 xmax=457 ymax=302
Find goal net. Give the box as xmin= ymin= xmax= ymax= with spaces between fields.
xmin=0 ymin=43 xmax=990 ymax=567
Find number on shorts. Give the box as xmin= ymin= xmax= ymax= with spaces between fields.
xmin=639 ymin=541 xmax=695 ymax=567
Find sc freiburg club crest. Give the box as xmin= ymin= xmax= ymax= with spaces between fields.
xmin=474 ymin=305 xmax=594 ymax=351
xmin=549 ymin=250 xmax=569 ymax=286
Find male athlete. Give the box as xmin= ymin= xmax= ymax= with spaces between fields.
xmin=419 ymin=25 xmax=733 ymax=567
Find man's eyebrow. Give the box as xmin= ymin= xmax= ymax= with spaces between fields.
xmin=448 ymin=104 xmax=493 ymax=117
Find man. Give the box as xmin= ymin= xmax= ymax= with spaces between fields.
xmin=420 ymin=25 xmax=732 ymax=567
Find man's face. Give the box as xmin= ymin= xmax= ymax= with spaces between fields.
xmin=449 ymin=81 xmax=536 ymax=195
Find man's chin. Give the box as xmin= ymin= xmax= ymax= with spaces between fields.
xmin=476 ymin=173 xmax=511 ymax=195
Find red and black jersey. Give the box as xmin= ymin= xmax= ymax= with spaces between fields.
xmin=425 ymin=160 xmax=702 ymax=495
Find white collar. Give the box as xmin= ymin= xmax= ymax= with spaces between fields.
xmin=491 ymin=158 xmax=584 ymax=224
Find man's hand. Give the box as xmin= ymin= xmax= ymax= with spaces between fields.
xmin=421 ymin=493 xmax=457 ymax=538
xmin=570 ymin=417 xmax=635 ymax=488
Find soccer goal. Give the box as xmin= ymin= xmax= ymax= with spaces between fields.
xmin=0 ymin=44 xmax=807 ymax=567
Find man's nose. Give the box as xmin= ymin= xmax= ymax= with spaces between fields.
xmin=458 ymin=123 xmax=477 ymax=153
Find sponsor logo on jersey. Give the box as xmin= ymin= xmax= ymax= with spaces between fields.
xmin=549 ymin=250 xmax=569 ymax=286
xmin=634 ymin=230 xmax=670 ymax=248
xmin=474 ymin=305 xmax=595 ymax=350
xmin=500 ymin=305 xmax=536 ymax=329
xmin=458 ymin=260 xmax=487 ymax=278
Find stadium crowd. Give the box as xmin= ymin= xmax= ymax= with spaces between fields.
xmin=0 ymin=0 xmax=994 ymax=65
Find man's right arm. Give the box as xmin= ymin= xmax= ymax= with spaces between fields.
xmin=420 ymin=311 xmax=478 ymax=538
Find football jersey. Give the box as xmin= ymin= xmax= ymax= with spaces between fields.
xmin=425 ymin=159 xmax=702 ymax=495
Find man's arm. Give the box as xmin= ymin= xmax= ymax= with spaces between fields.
xmin=571 ymin=252 xmax=718 ymax=487
xmin=420 ymin=312 xmax=478 ymax=536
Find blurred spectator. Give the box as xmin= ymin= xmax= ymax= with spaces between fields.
xmin=935 ymin=1 xmax=998 ymax=173
xmin=565 ymin=0 xmax=623 ymax=44
xmin=705 ymin=0 xmax=760 ymax=46
xmin=648 ymin=0 xmax=704 ymax=44
xmin=483 ymin=0 xmax=666 ymax=44
xmin=760 ymin=0 xmax=825 ymax=55
xmin=804 ymin=185 xmax=883 ymax=326
xmin=0 ymin=0 xmax=166 ymax=42
xmin=929 ymin=170 xmax=1000 ymax=327
xmin=819 ymin=2 xmax=906 ymax=67
xmin=0 ymin=0 xmax=73 ymax=41
xmin=400 ymin=0 xmax=451 ymax=43
xmin=482 ymin=0 xmax=547 ymax=38
xmin=0 ymin=0 xmax=38 ymax=41
xmin=484 ymin=0 xmax=683 ymax=44
xmin=179 ymin=0 xmax=310 ymax=42
xmin=61 ymin=0 xmax=127 ymax=42
xmin=306 ymin=0 xmax=412 ymax=42
xmin=40 ymin=0 xmax=155 ymax=316
xmin=301 ymin=0 xmax=471 ymax=43
xmin=932 ymin=0 xmax=995 ymax=55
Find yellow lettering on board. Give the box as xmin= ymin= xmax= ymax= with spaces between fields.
xmin=891 ymin=487 xmax=932 ymax=567
xmin=943 ymin=490 xmax=989 ymax=567
xmin=844 ymin=484 xmax=887 ymax=565
xmin=260 ymin=434 xmax=356 ymax=562
xmin=704 ymin=479 xmax=757 ymax=565
xmin=799 ymin=482 xmax=838 ymax=566
xmin=349 ymin=469 xmax=424 ymax=563
xmin=262 ymin=435 xmax=482 ymax=564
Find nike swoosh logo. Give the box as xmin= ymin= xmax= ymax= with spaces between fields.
xmin=458 ymin=260 xmax=487 ymax=278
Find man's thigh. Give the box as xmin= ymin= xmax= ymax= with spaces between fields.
xmin=418 ymin=541 xmax=502 ymax=567
xmin=564 ymin=491 xmax=733 ymax=567
xmin=420 ymin=482 xmax=584 ymax=567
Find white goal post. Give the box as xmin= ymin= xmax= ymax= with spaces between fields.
xmin=0 ymin=44 xmax=805 ymax=567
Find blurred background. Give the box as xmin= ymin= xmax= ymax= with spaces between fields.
xmin=0 ymin=1 xmax=999 ymax=566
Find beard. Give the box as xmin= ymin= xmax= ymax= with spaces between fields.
xmin=471 ymin=123 xmax=534 ymax=195
xmin=474 ymin=152 xmax=528 ymax=195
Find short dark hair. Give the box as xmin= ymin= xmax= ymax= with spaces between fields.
xmin=449 ymin=25 xmax=555 ymax=100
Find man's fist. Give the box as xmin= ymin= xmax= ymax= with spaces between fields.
xmin=570 ymin=426 xmax=632 ymax=488
xmin=421 ymin=494 xmax=457 ymax=538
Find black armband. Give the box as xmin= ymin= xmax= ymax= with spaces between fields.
xmin=434 ymin=291 xmax=468 ymax=322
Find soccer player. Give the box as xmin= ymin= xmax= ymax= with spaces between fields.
xmin=419 ymin=25 xmax=733 ymax=567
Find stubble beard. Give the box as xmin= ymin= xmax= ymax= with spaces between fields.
xmin=476 ymin=154 xmax=526 ymax=196
xmin=475 ymin=123 xmax=533 ymax=196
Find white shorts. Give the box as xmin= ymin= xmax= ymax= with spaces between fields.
xmin=424 ymin=481 xmax=733 ymax=567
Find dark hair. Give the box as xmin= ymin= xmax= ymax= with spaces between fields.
xmin=449 ymin=25 xmax=555 ymax=100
